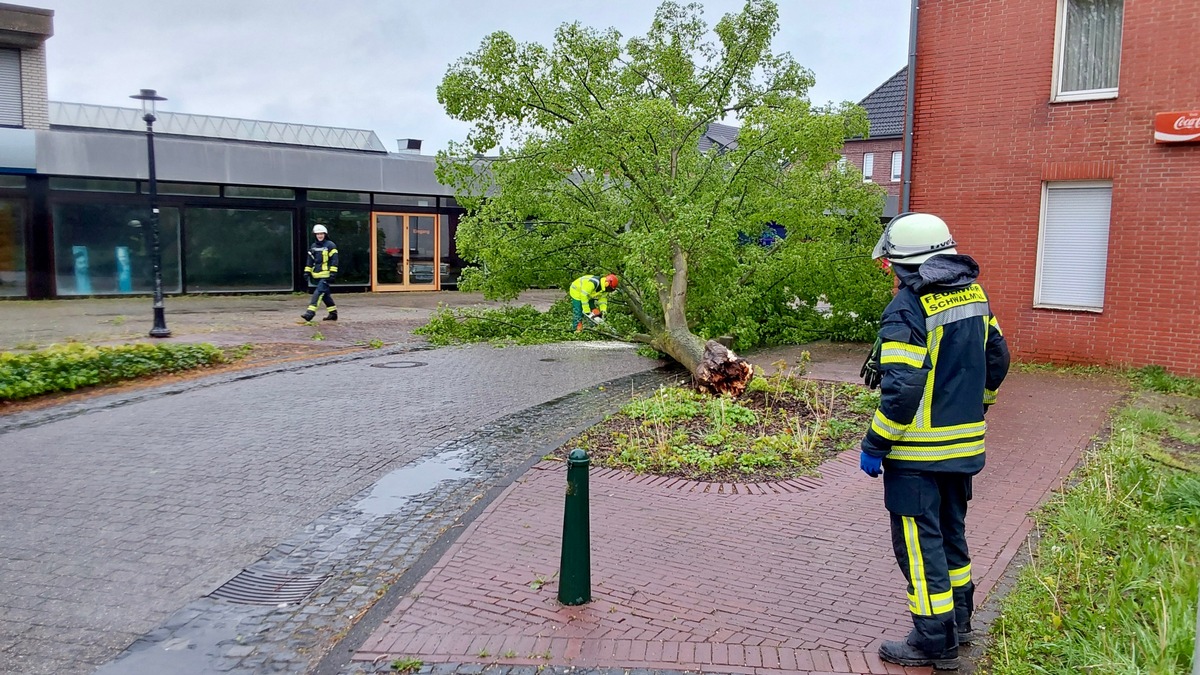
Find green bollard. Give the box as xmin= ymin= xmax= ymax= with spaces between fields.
xmin=558 ymin=448 xmax=591 ymax=605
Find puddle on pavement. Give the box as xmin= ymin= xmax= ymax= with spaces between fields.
xmin=92 ymin=618 xmax=250 ymax=675
xmin=353 ymin=449 xmax=477 ymax=516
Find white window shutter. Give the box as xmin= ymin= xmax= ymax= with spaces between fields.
xmin=0 ymin=49 xmax=21 ymax=127
xmin=1037 ymin=184 xmax=1112 ymax=310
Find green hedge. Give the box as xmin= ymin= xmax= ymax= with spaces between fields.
xmin=0 ymin=342 xmax=225 ymax=401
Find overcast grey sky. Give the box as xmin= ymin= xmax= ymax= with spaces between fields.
xmin=41 ymin=1 xmax=911 ymax=153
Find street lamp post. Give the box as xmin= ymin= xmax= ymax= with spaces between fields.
xmin=130 ymin=88 xmax=171 ymax=338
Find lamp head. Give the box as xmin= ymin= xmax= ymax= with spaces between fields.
xmin=130 ymin=89 xmax=168 ymax=120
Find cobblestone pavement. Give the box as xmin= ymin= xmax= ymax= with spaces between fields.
xmin=0 ymin=290 xmax=561 ymax=350
xmin=349 ymin=372 xmax=1123 ymax=674
xmin=0 ymin=341 xmax=665 ymax=675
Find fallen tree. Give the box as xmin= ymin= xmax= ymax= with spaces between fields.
xmin=435 ymin=0 xmax=890 ymax=394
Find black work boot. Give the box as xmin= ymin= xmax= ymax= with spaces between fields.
xmin=323 ymin=310 xmax=338 ymax=322
xmin=879 ymin=639 xmax=959 ymax=670
xmin=300 ymin=310 xmax=316 ymax=322
xmin=886 ymin=619 xmax=958 ymax=670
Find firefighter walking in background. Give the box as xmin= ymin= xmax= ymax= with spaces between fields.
xmin=301 ymin=224 xmax=339 ymax=322
xmin=569 ymin=273 xmax=618 ymax=332
xmin=859 ymin=213 xmax=1010 ymax=670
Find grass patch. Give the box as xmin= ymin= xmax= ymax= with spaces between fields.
xmin=414 ymin=298 xmax=640 ymax=346
xmin=986 ymin=399 xmax=1200 ymax=674
xmin=1135 ymin=365 xmax=1200 ymax=398
xmin=226 ymin=343 xmax=255 ymax=361
xmin=1015 ymin=361 xmax=1200 ymax=398
xmin=559 ymin=361 xmax=874 ymax=482
xmin=0 ymin=342 xmax=229 ymax=402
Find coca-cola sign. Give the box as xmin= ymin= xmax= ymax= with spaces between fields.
xmin=1155 ymin=111 xmax=1200 ymax=143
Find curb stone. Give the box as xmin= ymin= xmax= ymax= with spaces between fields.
xmin=0 ymin=344 xmax=434 ymax=435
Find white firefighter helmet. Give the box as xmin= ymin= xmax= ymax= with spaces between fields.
xmin=312 ymin=224 xmax=328 ymax=235
xmin=872 ymin=212 xmax=957 ymax=264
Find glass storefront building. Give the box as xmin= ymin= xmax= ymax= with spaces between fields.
xmin=0 ymin=103 xmax=468 ymax=299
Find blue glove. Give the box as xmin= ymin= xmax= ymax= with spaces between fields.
xmin=860 ymin=451 xmax=883 ymax=478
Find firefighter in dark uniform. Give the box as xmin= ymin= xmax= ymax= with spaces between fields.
xmin=859 ymin=212 xmax=1010 ymax=670
xmin=302 ymin=224 xmax=339 ymax=322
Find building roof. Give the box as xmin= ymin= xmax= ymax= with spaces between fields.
xmin=700 ymin=67 xmax=909 ymax=152
xmin=698 ymin=121 xmax=739 ymax=153
xmin=48 ymin=101 xmax=389 ymax=153
xmin=856 ymin=66 xmax=907 ymax=139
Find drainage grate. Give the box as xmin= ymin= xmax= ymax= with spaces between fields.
xmin=539 ymin=358 xmax=557 ymax=362
xmin=209 ymin=569 xmax=330 ymax=606
xmin=369 ymin=361 xmax=428 ymax=369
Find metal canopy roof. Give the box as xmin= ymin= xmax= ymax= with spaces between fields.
xmin=49 ymin=101 xmax=389 ymax=153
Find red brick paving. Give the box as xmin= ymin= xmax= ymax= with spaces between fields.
xmin=354 ymin=371 xmax=1121 ymax=673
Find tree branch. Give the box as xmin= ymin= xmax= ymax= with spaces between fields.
xmin=519 ymin=73 xmax=576 ymax=125
xmin=622 ymin=286 xmax=658 ymax=333
xmin=563 ymin=54 xmax=606 ymax=111
xmin=616 ymin=57 xmax=679 ymax=105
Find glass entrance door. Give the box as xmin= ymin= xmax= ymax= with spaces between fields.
xmin=371 ymin=212 xmax=440 ymax=291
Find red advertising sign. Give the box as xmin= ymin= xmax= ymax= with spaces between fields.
xmin=1155 ymin=110 xmax=1200 ymax=144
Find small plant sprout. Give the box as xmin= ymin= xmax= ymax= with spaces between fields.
xmin=389 ymin=657 xmax=422 ymax=672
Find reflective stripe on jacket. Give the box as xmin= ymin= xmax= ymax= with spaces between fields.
xmin=305 ymin=240 xmax=339 ymax=279
xmin=569 ymin=275 xmax=607 ymax=314
xmin=862 ymin=259 xmax=1010 ymax=473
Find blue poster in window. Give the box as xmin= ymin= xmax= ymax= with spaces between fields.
xmin=115 ymin=246 xmax=132 ymax=293
xmin=72 ymin=245 xmax=92 ymax=294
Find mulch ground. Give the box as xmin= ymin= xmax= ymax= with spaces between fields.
xmin=557 ymin=382 xmax=871 ymax=483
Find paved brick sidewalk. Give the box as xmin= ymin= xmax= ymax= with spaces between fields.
xmin=351 ymin=372 xmax=1121 ymax=674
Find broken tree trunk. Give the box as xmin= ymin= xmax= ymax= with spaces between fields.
xmin=642 ymin=328 xmax=754 ymax=398
xmin=693 ymin=340 xmax=755 ymax=398
xmin=625 ymin=243 xmax=756 ymax=397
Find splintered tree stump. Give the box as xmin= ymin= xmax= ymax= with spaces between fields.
xmin=693 ymin=340 xmax=754 ymax=398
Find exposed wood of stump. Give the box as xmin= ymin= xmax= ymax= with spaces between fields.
xmin=694 ymin=340 xmax=754 ymax=398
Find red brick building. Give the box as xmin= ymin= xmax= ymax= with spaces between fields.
xmin=908 ymin=0 xmax=1200 ymax=376
xmin=844 ymin=67 xmax=906 ymax=218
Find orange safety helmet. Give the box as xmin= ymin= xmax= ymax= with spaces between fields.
xmin=603 ymin=274 xmax=619 ymax=290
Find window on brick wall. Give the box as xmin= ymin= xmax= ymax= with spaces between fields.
xmin=1035 ymin=182 xmax=1112 ymax=311
xmin=890 ymin=151 xmax=902 ymax=182
xmin=0 ymin=49 xmax=22 ymax=127
xmin=1053 ymin=0 xmax=1123 ymax=101
xmin=862 ymin=153 xmax=874 ymax=182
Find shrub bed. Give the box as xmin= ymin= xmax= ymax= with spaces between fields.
xmin=414 ymin=299 xmax=641 ymax=346
xmin=0 ymin=342 xmax=226 ymax=401
xmin=559 ymin=363 xmax=877 ymax=482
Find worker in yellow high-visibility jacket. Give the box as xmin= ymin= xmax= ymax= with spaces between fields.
xmin=568 ymin=273 xmax=618 ymax=332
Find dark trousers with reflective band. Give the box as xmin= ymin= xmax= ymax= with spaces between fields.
xmin=308 ymin=279 xmax=335 ymax=313
xmin=883 ymin=469 xmax=974 ymax=656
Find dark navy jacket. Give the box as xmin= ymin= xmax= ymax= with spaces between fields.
xmin=304 ymin=239 xmax=339 ymax=280
xmin=861 ymin=255 xmax=1011 ymax=474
